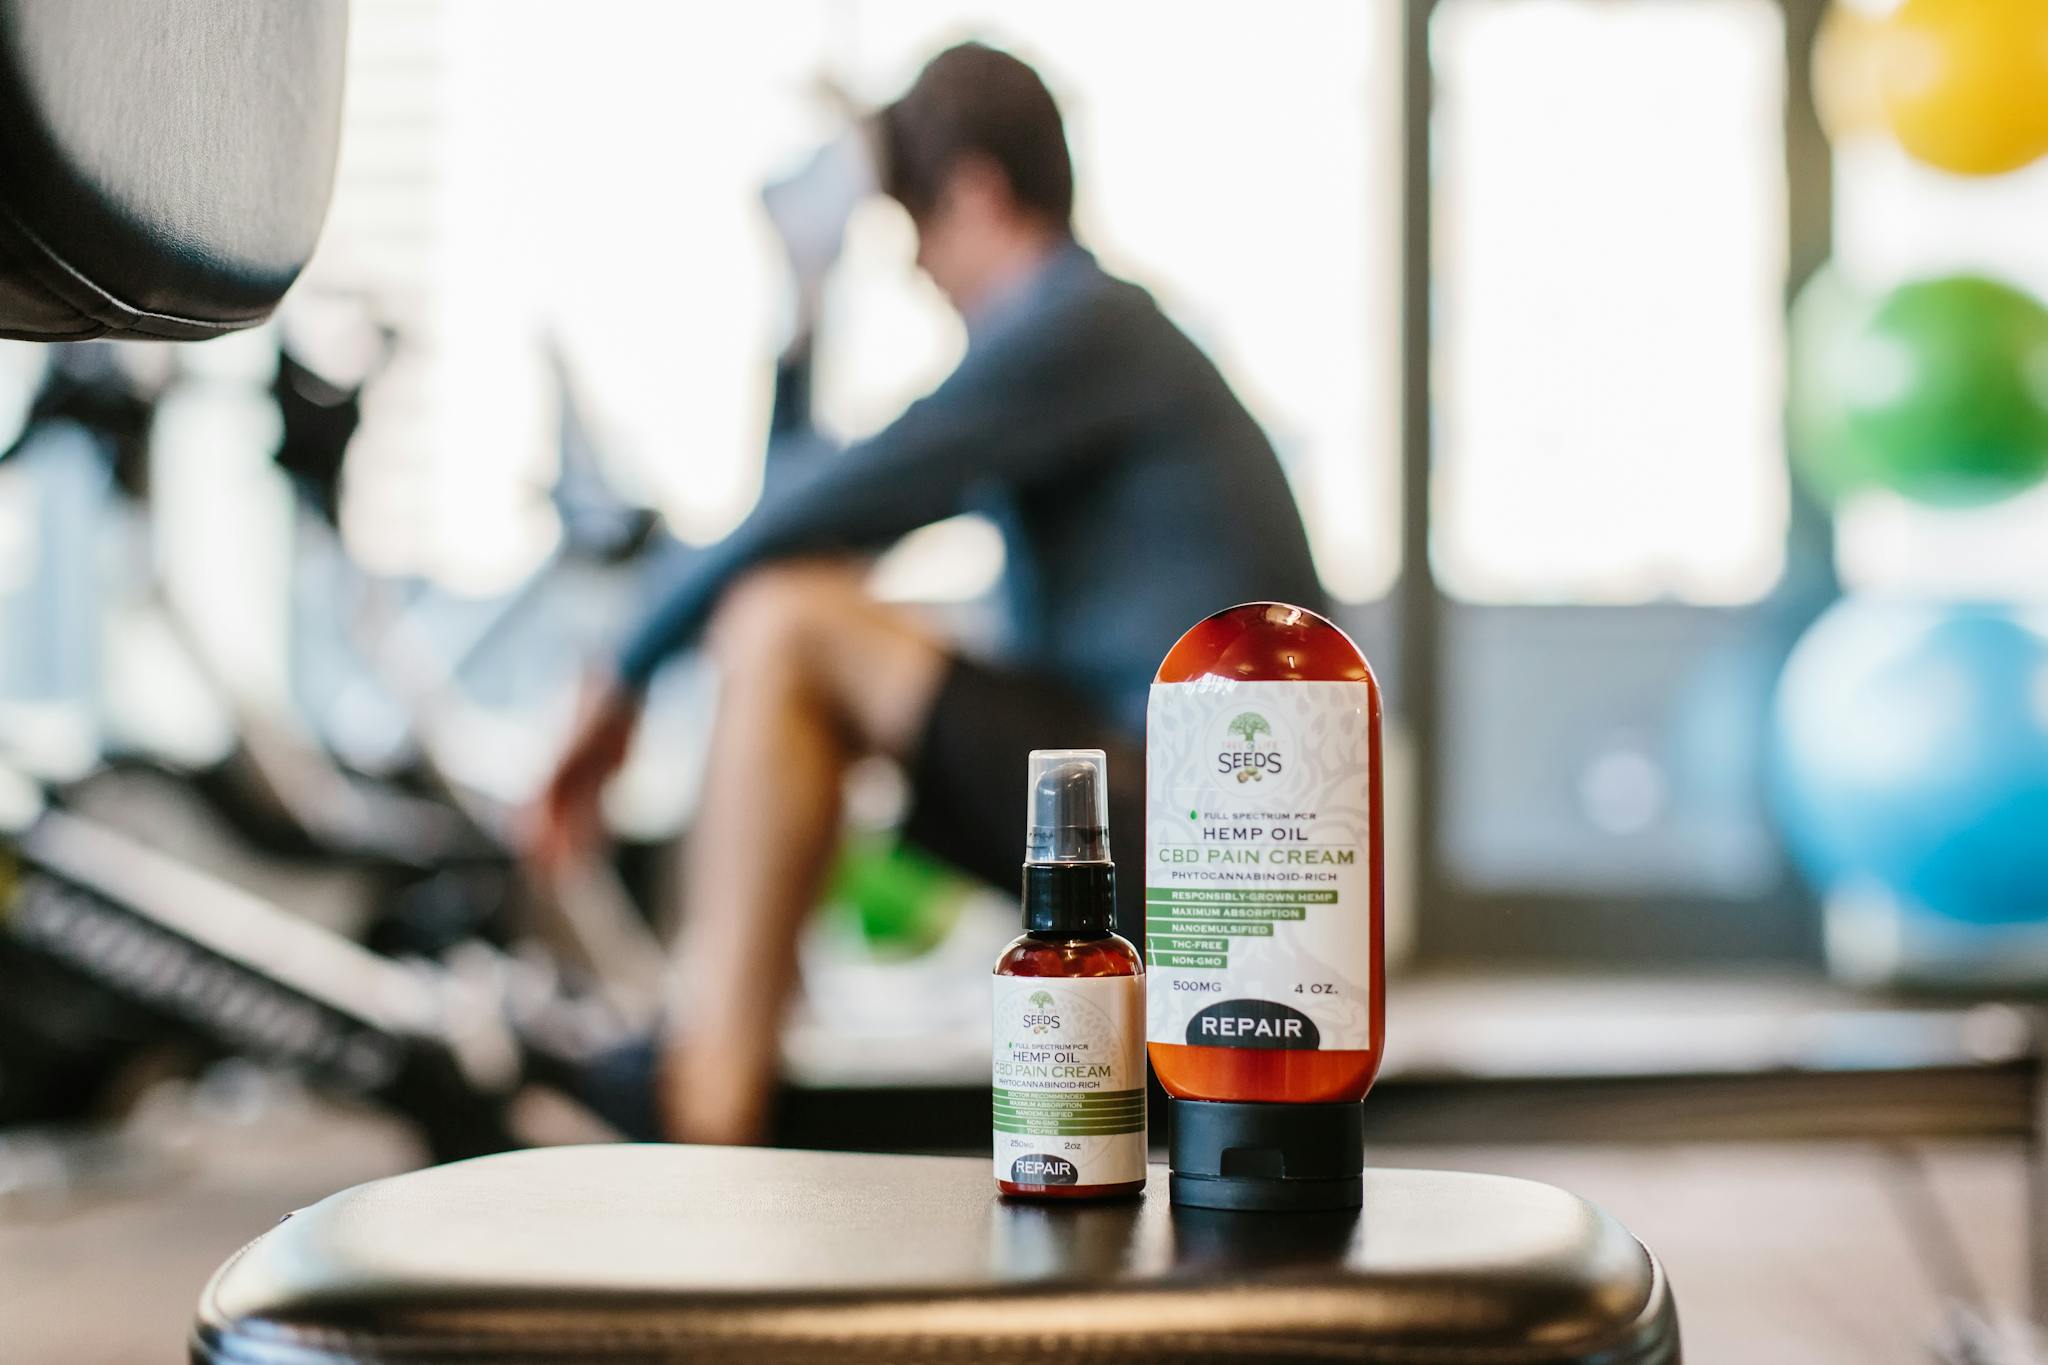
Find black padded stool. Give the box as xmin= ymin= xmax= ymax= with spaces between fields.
xmin=192 ymin=1144 xmax=1678 ymax=1364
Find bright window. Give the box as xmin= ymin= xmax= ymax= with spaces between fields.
xmin=1430 ymin=0 xmax=1789 ymax=605
xmin=311 ymin=0 xmax=1403 ymax=603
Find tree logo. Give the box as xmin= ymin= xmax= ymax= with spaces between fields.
xmin=1219 ymin=712 xmax=1283 ymax=782
xmin=1022 ymin=989 xmax=1060 ymax=1034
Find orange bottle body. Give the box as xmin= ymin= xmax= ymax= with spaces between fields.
xmin=1144 ymin=603 xmax=1385 ymax=1107
xmin=994 ymin=932 xmax=1146 ymax=1199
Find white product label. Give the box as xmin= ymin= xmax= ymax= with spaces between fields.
xmin=1146 ymin=679 xmax=1374 ymax=1051
xmin=992 ymin=974 xmax=1146 ymax=1189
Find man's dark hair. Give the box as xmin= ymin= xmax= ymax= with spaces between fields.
xmin=878 ymin=43 xmax=1073 ymax=227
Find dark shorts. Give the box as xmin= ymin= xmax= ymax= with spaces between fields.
xmin=904 ymin=657 xmax=1145 ymax=941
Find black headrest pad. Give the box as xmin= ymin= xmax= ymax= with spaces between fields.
xmin=0 ymin=0 xmax=347 ymax=342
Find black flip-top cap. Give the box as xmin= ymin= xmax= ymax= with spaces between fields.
xmin=1168 ymin=1097 xmax=1365 ymax=1211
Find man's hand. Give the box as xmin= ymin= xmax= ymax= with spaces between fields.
xmin=526 ymin=672 xmax=642 ymax=874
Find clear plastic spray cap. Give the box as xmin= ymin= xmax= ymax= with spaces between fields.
xmin=1025 ymin=749 xmax=1111 ymax=864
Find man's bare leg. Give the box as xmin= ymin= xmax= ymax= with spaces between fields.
xmin=664 ymin=561 xmax=947 ymax=1144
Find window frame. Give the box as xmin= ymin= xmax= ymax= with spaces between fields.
xmin=1394 ymin=0 xmax=1840 ymax=967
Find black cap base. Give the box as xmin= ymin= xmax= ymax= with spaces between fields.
xmin=1167 ymin=1097 xmax=1364 ymax=1212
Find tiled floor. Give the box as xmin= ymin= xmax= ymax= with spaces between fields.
xmin=0 ymin=1104 xmax=420 ymax=1365
xmin=1374 ymin=1141 xmax=2032 ymax=1364
xmin=0 ymin=1106 xmax=2030 ymax=1363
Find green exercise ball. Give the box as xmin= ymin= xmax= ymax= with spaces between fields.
xmin=1787 ymin=266 xmax=1880 ymax=502
xmin=1840 ymin=275 xmax=2048 ymax=507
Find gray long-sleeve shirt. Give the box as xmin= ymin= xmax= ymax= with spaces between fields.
xmin=617 ymin=240 xmax=1326 ymax=735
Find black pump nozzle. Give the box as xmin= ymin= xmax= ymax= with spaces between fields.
xmin=1025 ymin=750 xmax=1110 ymax=864
xmin=1021 ymin=749 xmax=1115 ymax=935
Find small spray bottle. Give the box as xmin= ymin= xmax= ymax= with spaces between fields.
xmin=992 ymin=750 xmax=1146 ymax=1199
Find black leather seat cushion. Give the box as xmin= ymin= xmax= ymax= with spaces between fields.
xmin=192 ymin=1144 xmax=1679 ymax=1364
xmin=0 ymin=0 xmax=347 ymax=341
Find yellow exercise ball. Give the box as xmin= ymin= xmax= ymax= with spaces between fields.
xmin=1813 ymin=2 xmax=1889 ymax=141
xmin=1880 ymin=0 xmax=2048 ymax=176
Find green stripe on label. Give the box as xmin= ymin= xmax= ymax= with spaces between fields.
xmin=995 ymin=1096 xmax=1155 ymax=1113
xmin=1145 ymin=889 xmax=1339 ymax=905
xmin=994 ymin=1101 xmax=1145 ymax=1115
xmin=1148 ymin=951 xmax=1228 ymax=969
xmin=995 ymin=1096 xmax=1146 ymax=1113
xmin=1145 ymin=919 xmax=1274 ymax=937
xmin=1139 ymin=903 xmax=1308 ymax=921
xmin=993 ymin=1086 xmax=1146 ymax=1137
xmin=994 ymin=1096 xmax=1146 ymax=1108
xmin=1146 ymin=935 xmax=1229 ymax=953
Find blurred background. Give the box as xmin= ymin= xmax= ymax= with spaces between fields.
xmin=4 ymin=0 xmax=2048 ymax=1360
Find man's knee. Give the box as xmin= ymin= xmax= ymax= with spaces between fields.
xmin=704 ymin=561 xmax=944 ymax=754
xmin=705 ymin=562 xmax=849 ymax=672
xmin=708 ymin=564 xmax=819 ymax=667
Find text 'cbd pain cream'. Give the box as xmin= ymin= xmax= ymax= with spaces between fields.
xmin=1146 ymin=603 xmax=1384 ymax=1210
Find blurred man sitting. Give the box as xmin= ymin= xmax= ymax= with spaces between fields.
xmin=531 ymin=42 xmax=1325 ymax=1145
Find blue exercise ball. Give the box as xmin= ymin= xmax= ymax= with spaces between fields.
xmin=1773 ymin=598 xmax=2048 ymax=924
